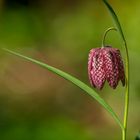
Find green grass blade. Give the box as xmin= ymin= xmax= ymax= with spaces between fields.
xmin=102 ymin=0 xmax=126 ymax=44
xmin=2 ymin=48 xmax=123 ymax=129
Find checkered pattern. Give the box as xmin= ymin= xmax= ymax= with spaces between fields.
xmin=88 ymin=46 xmax=125 ymax=89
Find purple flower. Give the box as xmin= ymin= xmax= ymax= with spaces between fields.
xmin=88 ymin=46 xmax=125 ymax=89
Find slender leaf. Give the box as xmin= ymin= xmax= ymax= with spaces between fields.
xmin=2 ymin=48 xmax=123 ymax=129
xmin=102 ymin=0 xmax=126 ymax=45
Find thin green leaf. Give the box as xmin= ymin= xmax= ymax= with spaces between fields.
xmin=102 ymin=0 xmax=126 ymax=45
xmin=2 ymin=48 xmax=123 ymax=129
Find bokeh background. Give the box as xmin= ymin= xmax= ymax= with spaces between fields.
xmin=0 ymin=0 xmax=139 ymax=140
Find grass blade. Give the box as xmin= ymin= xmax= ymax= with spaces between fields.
xmin=102 ymin=0 xmax=126 ymax=44
xmin=2 ymin=48 xmax=123 ymax=129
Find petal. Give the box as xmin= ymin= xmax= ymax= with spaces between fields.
xmin=103 ymin=47 xmax=119 ymax=89
xmin=88 ymin=49 xmax=97 ymax=87
xmin=89 ymin=49 xmax=106 ymax=89
xmin=114 ymin=49 xmax=125 ymax=86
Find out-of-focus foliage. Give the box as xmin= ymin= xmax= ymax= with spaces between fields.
xmin=0 ymin=0 xmax=139 ymax=139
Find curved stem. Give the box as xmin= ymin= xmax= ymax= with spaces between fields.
xmin=102 ymin=27 xmax=117 ymax=47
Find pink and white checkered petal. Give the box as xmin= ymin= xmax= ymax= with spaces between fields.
xmin=92 ymin=68 xmax=106 ymax=89
xmin=114 ymin=49 xmax=125 ymax=86
xmin=90 ymin=51 xmax=105 ymax=89
xmin=102 ymin=47 xmax=120 ymax=89
xmin=88 ymin=48 xmax=100 ymax=87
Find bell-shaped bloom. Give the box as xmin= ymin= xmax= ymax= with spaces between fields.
xmin=88 ymin=46 xmax=125 ymax=89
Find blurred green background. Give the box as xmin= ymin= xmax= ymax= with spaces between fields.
xmin=0 ymin=0 xmax=139 ymax=140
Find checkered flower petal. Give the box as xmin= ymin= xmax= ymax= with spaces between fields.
xmin=88 ymin=46 xmax=125 ymax=90
xmin=114 ymin=49 xmax=125 ymax=86
xmin=102 ymin=47 xmax=120 ymax=89
xmin=88 ymin=48 xmax=106 ymax=89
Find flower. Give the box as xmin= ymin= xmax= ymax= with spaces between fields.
xmin=88 ymin=46 xmax=125 ymax=89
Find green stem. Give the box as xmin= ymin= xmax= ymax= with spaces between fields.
xmin=102 ymin=27 xmax=117 ymax=47
xmin=122 ymin=41 xmax=129 ymax=140
xmin=122 ymin=129 xmax=126 ymax=140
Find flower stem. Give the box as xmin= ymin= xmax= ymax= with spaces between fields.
xmin=102 ymin=27 xmax=129 ymax=140
xmin=102 ymin=27 xmax=130 ymax=140
xmin=102 ymin=27 xmax=117 ymax=47
xmin=122 ymin=41 xmax=129 ymax=140
xmin=122 ymin=129 xmax=126 ymax=140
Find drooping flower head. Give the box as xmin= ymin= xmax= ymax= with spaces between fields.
xmin=88 ymin=46 xmax=125 ymax=89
